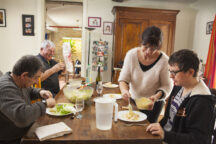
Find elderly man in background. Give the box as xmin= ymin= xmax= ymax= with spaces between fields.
xmin=37 ymin=40 xmax=65 ymax=97
xmin=0 ymin=55 xmax=56 ymax=144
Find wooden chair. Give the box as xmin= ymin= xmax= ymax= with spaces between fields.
xmin=210 ymin=88 xmax=216 ymax=144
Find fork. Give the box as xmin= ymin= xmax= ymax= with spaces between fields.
xmin=123 ymin=123 xmax=148 ymax=127
xmin=128 ymin=98 xmax=132 ymax=111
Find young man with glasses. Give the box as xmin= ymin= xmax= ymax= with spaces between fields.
xmin=146 ymin=49 xmax=215 ymax=144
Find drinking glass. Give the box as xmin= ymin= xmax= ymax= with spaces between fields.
xmin=75 ymin=97 xmax=85 ymax=119
xmin=96 ymin=83 xmax=103 ymax=97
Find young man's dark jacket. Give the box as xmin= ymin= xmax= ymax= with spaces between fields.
xmin=160 ymin=80 xmax=216 ymax=144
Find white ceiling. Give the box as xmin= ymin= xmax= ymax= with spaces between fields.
xmin=46 ymin=1 xmax=83 ymax=27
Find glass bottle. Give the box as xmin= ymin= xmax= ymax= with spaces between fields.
xmin=96 ymin=66 xmax=103 ymax=96
xmin=96 ymin=66 xmax=102 ymax=86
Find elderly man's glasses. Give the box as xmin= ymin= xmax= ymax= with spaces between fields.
xmin=169 ymin=69 xmax=183 ymax=76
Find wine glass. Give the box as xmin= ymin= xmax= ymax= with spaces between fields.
xmin=96 ymin=82 xmax=103 ymax=97
xmin=75 ymin=97 xmax=85 ymax=119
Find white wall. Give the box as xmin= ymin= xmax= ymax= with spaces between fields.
xmin=0 ymin=0 xmax=45 ymax=73
xmin=192 ymin=0 xmax=216 ymax=63
xmin=83 ymin=0 xmax=198 ymax=82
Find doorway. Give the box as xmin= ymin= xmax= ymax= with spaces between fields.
xmin=45 ymin=0 xmax=83 ymax=64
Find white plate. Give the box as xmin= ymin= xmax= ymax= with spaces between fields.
xmin=118 ymin=110 xmax=147 ymax=122
xmin=46 ymin=103 xmax=76 ymax=116
xmin=103 ymin=93 xmax=122 ymax=99
xmin=103 ymin=83 xmax=118 ymax=88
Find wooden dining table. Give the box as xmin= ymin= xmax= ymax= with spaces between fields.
xmin=21 ymin=83 xmax=162 ymax=144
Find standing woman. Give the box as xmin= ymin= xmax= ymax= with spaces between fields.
xmin=118 ymin=26 xmax=173 ymax=123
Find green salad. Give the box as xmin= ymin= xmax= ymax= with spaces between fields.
xmin=48 ymin=103 xmax=76 ymax=115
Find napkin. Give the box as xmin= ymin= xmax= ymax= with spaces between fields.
xmin=35 ymin=122 xmax=72 ymax=141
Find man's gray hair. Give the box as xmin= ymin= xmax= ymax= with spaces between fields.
xmin=41 ymin=40 xmax=55 ymax=50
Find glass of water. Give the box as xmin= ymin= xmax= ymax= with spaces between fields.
xmin=96 ymin=82 xmax=103 ymax=97
xmin=75 ymin=97 xmax=85 ymax=119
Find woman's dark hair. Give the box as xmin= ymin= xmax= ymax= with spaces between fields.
xmin=168 ymin=49 xmax=200 ymax=77
xmin=12 ymin=55 xmax=44 ymax=77
xmin=141 ymin=26 xmax=162 ymax=48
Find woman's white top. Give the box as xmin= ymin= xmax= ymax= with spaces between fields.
xmin=118 ymin=47 xmax=173 ymax=100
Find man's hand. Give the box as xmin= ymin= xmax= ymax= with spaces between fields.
xmin=46 ymin=98 xmax=56 ymax=108
xmin=40 ymin=90 xmax=53 ymax=99
xmin=53 ymin=62 xmax=65 ymax=73
xmin=146 ymin=123 xmax=164 ymax=139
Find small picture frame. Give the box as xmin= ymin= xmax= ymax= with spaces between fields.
xmin=0 ymin=9 xmax=6 ymax=27
xmin=103 ymin=22 xmax=113 ymax=35
xmin=88 ymin=17 xmax=101 ymax=27
xmin=22 ymin=15 xmax=34 ymax=36
xmin=206 ymin=21 xmax=213 ymax=35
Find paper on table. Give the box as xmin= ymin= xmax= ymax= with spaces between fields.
xmin=35 ymin=122 xmax=72 ymax=141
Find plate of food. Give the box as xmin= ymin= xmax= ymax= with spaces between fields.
xmin=103 ymin=93 xmax=122 ymax=100
xmin=118 ymin=110 xmax=147 ymax=122
xmin=103 ymin=82 xmax=118 ymax=88
xmin=46 ymin=103 xmax=76 ymax=116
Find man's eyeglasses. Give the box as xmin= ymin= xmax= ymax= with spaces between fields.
xmin=169 ymin=69 xmax=183 ymax=76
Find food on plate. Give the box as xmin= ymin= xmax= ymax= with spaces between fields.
xmin=63 ymin=86 xmax=94 ymax=103
xmin=103 ymin=93 xmax=122 ymax=100
xmin=48 ymin=103 xmax=76 ymax=115
xmin=122 ymin=106 xmax=129 ymax=109
xmin=121 ymin=103 xmax=140 ymax=121
xmin=104 ymin=82 xmax=113 ymax=87
xmin=123 ymin=111 xmax=140 ymax=121
xmin=109 ymin=94 xmax=116 ymax=98
xmin=135 ymin=97 xmax=152 ymax=110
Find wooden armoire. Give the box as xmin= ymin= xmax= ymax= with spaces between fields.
xmin=112 ymin=6 xmax=179 ymax=82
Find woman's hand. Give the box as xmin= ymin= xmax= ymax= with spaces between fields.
xmin=146 ymin=123 xmax=164 ymax=139
xmin=147 ymin=94 xmax=158 ymax=110
xmin=122 ymin=90 xmax=131 ymax=101
xmin=119 ymin=81 xmax=131 ymax=101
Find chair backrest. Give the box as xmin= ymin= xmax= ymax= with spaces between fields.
xmin=210 ymin=89 xmax=216 ymax=144
xmin=0 ymin=70 xmax=3 ymax=77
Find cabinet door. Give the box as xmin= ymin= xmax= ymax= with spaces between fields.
xmin=114 ymin=19 xmax=148 ymax=67
xmin=150 ymin=20 xmax=175 ymax=56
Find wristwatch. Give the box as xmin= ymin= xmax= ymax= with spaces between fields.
xmin=42 ymin=100 xmax=47 ymax=106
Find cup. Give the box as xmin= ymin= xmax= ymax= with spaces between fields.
xmin=94 ymin=97 xmax=117 ymax=130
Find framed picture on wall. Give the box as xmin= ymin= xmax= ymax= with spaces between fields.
xmin=0 ymin=9 xmax=6 ymax=27
xmin=103 ymin=22 xmax=113 ymax=35
xmin=22 ymin=14 xmax=34 ymax=36
xmin=88 ymin=17 xmax=101 ymax=27
xmin=206 ymin=21 xmax=213 ymax=35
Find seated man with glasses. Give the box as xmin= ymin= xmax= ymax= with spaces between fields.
xmin=0 ymin=55 xmax=56 ymax=144
xmin=146 ymin=49 xmax=215 ymax=144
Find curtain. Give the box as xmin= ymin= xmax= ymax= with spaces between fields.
xmin=204 ymin=15 xmax=216 ymax=88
